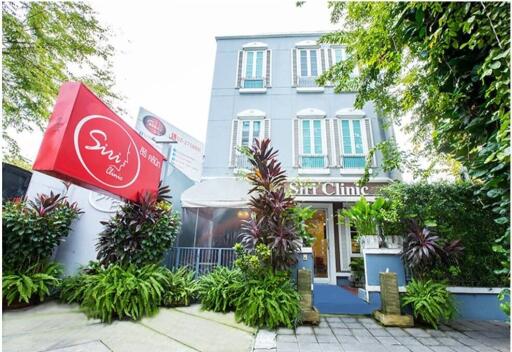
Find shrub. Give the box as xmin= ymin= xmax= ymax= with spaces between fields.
xmin=60 ymin=262 xmax=103 ymax=304
xmin=232 ymin=271 xmax=301 ymax=329
xmin=380 ymin=182 xmax=507 ymax=286
xmin=96 ymin=185 xmax=180 ymax=267
xmin=197 ymin=266 xmax=242 ymax=313
xmin=3 ymin=261 xmax=63 ymax=306
xmin=402 ymin=279 xmax=456 ymax=329
xmin=2 ymin=191 xmax=81 ymax=271
xmin=289 ymin=206 xmax=316 ymax=246
xmin=339 ymin=196 xmax=386 ymax=237
xmin=161 ymin=267 xmax=197 ymax=307
xmin=79 ymin=264 xmax=169 ymax=323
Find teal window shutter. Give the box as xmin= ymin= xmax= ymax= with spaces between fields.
xmin=245 ymin=51 xmax=254 ymax=78
xmin=241 ymin=121 xmax=250 ymax=146
xmin=253 ymin=120 xmax=261 ymax=142
xmin=353 ymin=119 xmax=364 ymax=154
xmin=310 ymin=50 xmax=318 ymax=76
xmin=341 ymin=120 xmax=352 ymax=154
xmin=255 ymin=51 xmax=263 ymax=78
xmin=300 ymin=50 xmax=308 ymax=77
xmin=302 ymin=120 xmax=311 ymax=154
xmin=313 ymin=120 xmax=322 ymax=154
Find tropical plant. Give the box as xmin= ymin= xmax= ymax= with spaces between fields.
xmin=79 ymin=264 xmax=169 ymax=323
xmin=339 ymin=197 xmax=385 ymax=238
xmin=2 ymin=1 xmax=121 ymax=159
xmin=402 ymin=279 xmax=456 ymax=329
xmin=96 ymin=185 xmax=180 ymax=267
xmin=59 ymin=261 xmax=103 ymax=304
xmin=240 ymin=138 xmax=301 ymax=271
xmin=289 ymin=206 xmax=316 ymax=247
xmin=3 ymin=261 xmax=63 ymax=306
xmin=161 ymin=267 xmax=198 ymax=307
xmin=2 ymin=191 xmax=82 ymax=271
xmin=498 ymin=289 xmax=510 ymax=317
xmin=349 ymin=258 xmax=365 ymax=287
xmin=232 ymin=270 xmax=301 ymax=329
xmin=197 ymin=266 xmax=242 ymax=313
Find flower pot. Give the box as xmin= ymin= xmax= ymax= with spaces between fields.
xmin=384 ymin=235 xmax=404 ymax=249
xmin=359 ymin=235 xmax=380 ymax=249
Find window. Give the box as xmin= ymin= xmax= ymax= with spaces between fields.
xmin=297 ymin=48 xmax=320 ymax=88
xmin=243 ymin=50 xmax=265 ymax=88
xmin=339 ymin=119 xmax=367 ymax=168
xmin=349 ymin=225 xmax=361 ymax=256
xmin=236 ymin=119 xmax=262 ymax=169
xmin=300 ymin=119 xmax=325 ymax=168
xmin=333 ymin=47 xmax=346 ymax=64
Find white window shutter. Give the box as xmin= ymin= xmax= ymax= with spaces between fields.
xmin=291 ymin=49 xmax=298 ymax=87
xmin=325 ymin=119 xmax=334 ymax=167
xmin=293 ymin=118 xmax=300 ymax=167
xmin=332 ymin=118 xmax=341 ymax=167
xmin=265 ymin=50 xmax=272 ymax=88
xmin=364 ymin=118 xmax=377 ymax=167
xmin=236 ymin=50 xmax=244 ymax=88
xmin=229 ymin=119 xmax=239 ymax=167
xmin=263 ymin=118 xmax=271 ymax=140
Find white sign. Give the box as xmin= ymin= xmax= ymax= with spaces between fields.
xmin=136 ymin=107 xmax=204 ymax=182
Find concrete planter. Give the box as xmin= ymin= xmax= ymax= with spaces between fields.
xmin=384 ymin=236 xmax=403 ymax=249
xmin=360 ymin=235 xmax=380 ymax=249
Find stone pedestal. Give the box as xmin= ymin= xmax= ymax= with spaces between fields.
xmin=373 ymin=272 xmax=413 ymax=327
xmin=298 ymin=269 xmax=320 ymax=325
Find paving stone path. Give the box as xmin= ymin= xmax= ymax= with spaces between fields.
xmin=253 ymin=316 xmax=510 ymax=352
xmin=3 ymin=301 xmax=256 ymax=352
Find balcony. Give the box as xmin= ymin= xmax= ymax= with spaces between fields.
xmin=298 ymin=155 xmax=329 ymax=174
xmin=341 ymin=155 xmax=366 ymax=169
xmin=235 ymin=153 xmax=253 ymax=170
xmin=297 ymin=76 xmax=324 ymax=93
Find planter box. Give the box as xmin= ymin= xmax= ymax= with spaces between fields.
xmin=384 ymin=236 xmax=403 ymax=249
xmin=360 ymin=236 xmax=380 ymax=249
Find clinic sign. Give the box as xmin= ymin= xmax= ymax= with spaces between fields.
xmin=287 ymin=181 xmax=388 ymax=197
xmin=33 ymin=82 xmax=165 ymax=202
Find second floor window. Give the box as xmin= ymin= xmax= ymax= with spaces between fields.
xmin=340 ymin=119 xmax=367 ymax=169
xmin=243 ymin=50 xmax=265 ymax=88
xmin=300 ymin=119 xmax=326 ymax=168
xmin=240 ymin=119 xmax=262 ymax=147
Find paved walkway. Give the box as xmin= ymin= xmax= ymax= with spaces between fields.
xmin=254 ymin=316 xmax=510 ymax=352
xmin=3 ymin=301 xmax=256 ymax=352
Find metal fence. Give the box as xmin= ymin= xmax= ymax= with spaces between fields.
xmin=164 ymin=247 xmax=237 ymax=277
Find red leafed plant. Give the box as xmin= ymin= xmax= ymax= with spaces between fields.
xmin=240 ymin=138 xmax=301 ymax=271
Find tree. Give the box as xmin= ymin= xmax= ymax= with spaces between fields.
xmin=2 ymin=2 xmax=121 ymax=159
xmin=318 ymin=2 xmax=510 ymax=285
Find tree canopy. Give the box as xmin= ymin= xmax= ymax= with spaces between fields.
xmin=2 ymin=1 xmax=121 ymax=159
xmin=318 ymin=2 xmax=510 ymax=281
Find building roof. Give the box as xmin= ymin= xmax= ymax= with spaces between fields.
xmin=215 ymin=31 xmax=330 ymax=40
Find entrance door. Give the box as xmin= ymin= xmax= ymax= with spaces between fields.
xmin=304 ymin=203 xmax=335 ymax=284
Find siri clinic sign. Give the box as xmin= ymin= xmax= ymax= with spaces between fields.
xmin=33 ymin=82 xmax=165 ymax=202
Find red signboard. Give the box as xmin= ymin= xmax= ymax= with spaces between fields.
xmin=33 ymin=82 xmax=165 ymax=202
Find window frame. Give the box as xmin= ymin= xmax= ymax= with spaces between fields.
xmin=242 ymin=49 xmax=266 ymax=80
xmin=237 ymin=118 xmax=264 ymax=148
xmin=298 ymin=48 xmax=322 ymax=78
xmin=339 ymin=118 xmax=368 ymax=157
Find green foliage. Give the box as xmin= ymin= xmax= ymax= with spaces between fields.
xmin=380 ymin=182 xmax=507 ymax=286
xmin=402 ymin=279 xmax=456 ymax=329
xmin=161 ymin=267 xmax=197 ymax=307
xmin=233 ymin=243 xmax=272 ymax=279
xmin=79 ymin=264 xmax=169 ymax=323
xmin=349 ymin=258 xmax=365 ymax=285
xmin=321 ymin=1 xmax=510 ymax=287
xmin=59 ymin=261 xmax=102 ymax=304
xmin=339 ymin=197 xmax=385 ymax=238
xmin=3 ymin=261 xmax=63 ymax=306
xmin=2 ymin=192 xmax=82 ymax=271
xmin=498 ymin=289 xmax=510 ymax=318
xmin=2 ymin=2 xmax=121 ymax=158
xmin=289 ymin=206 xmax=316 ymax=246
xmin=232 ymin=271 xmax=301 ymax=329
xmin=197 ymin=266 xmax=242 ymax=313
xmin=96 ymin=191 xmax=180 ymax=267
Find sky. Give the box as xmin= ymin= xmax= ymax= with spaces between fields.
xmin=15 ymin=0 xmax=415 ymax=180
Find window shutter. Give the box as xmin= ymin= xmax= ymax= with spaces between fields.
xmin=327 ymin=48 xmax=333 ymax=68
xmin=263 ymin=118 xmax=271 ymax=140
xmin=265 ymin=50 xmax=271 ymax=88
xmin=293 ymin=119 xmax=300 ymax=167
xmin=320 ymin=48 xmax=326 ymax=74
xmin=229 ymin=119 xmax=239 ymax=167
xmin=325 ymin=119 xmax=334 ymax=167
xmin=291 ymin=49 xmax=297 ymax=87
xmin=364 ymin=118 xmax=377 ymax=167
xmin=332 ymin=118 xmax=341 ymax=167
xmin=236 ymin=50 xmax=244 ymax=88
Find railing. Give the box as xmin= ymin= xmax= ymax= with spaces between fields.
xmin=164 ymin=247 xmax=237 ymax=277
xmin=242 ymin=77 xmax=264 ymax=89
xmin=342 ymin=155 xmax=366 ymax=169
xmin=299 ymin=155 xmax=328 ymax=169
xmin=298 ymin=76 xmax=320 ymax=88
xmin=235 ymin=153 xmax=252 ymax=170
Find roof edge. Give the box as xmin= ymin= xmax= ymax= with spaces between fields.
xmin=215 ymin=30 xmax=331 ymax=40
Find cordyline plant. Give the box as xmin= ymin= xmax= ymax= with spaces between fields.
xmin=240 ymin=139 xmax=301 ymax=271
xmin=403 ymin=220 xmax=464 ymax=279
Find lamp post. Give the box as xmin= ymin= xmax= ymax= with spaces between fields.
xmin=151 ymin=138 xmax=178 ymax=184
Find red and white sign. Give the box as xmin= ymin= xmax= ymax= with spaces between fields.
xmin=33 ymin=82 xmax=165 ymax=202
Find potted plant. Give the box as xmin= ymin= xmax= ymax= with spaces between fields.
xmin=339 ymin=197 xmax=385 ymax=249
xmin=349 ymin=258 xmax=365 ymax=288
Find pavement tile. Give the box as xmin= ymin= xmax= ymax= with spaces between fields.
xmin=314 ymin=328 xmax=334 ymax=335
xmin=296 ymin=327 xmax=315 ymax=335
xmin=395 ymin=336 xmax=422 ymax=346
xmin=434 ymin=337 xmax=462 ymax=347
xmin=329 ymin=322 xmax=346 ymax=328
xmin=341 ymin=318 xmax=357 ymax=323
xmin=339 ymin=343 xmax=379 ymax=352
xmin=298 ymin=342 xmax=323 ymax=352
xmin=336 ymin=335 xmax=359 ymax=344
xmin=297 ymin=335 xmax=318 ymax=343
xmin=345 ymin=323 xmax=365 ymax=329
xmin=326 ymin=317 xmax=342 ymax=323
xmin=405 ymin=328 xmax=431 ymax=337
xmin=407 ymin=346 xmax=434 ymax=352
xmin=277 ymin=334 xmax=297 ymax=343
xmin=351 ymin=330 xmax=372 ymax=337
xmin=277 ymin=341 xmax=299 ymax=351
xmin=375 ymin=336 xmax=400 ymax=345
xmin=428 ymin=347 xmax=454 ymax=352
xmin=386 ymin=347 xmax=413 ymax=352
xmin=316 ymin=335 xmax=338 ymax=343
xmin=332 ymin=328 xmax=353 ymax=336
xmin=417 ymin=337 xmax=440 ymax=346
xmin=277 ymin=328 xmax=295 ymax=335
xmin=354 ymin=336 xmax=378 ymax=344
xmin=369 ymin=328 xmax=391 ymax=337
xmin=319 ymin=343 xmax=343 ymax=352
xmin=318 ymin=322 xmax=330 ymax=328
xmin=254 ymin=329 xmax=276 ymax=349
xmin=386 ymin=328 xmax=410 ymax=337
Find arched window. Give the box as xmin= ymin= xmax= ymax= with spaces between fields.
xmin=235 ymin=42 xmax=271 ymax=92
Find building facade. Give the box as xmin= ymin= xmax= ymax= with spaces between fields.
xmin=180 ymin=32 xmax=400 ymax=285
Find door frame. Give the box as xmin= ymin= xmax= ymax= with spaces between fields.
xmin=303 ymin=202 xmax=336 ymax=285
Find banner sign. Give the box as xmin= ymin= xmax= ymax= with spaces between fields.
xmin=33 ymin=82 xmax=165 ymax=202
xmin=136 ymin=107 xmax=203 ymax=182
xmin=287 ymin=181 xmax=388 ymax=197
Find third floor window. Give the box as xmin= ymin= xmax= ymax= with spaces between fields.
xmin=243 ymin=50 xmax=265 ymax=88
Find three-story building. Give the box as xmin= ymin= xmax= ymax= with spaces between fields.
xmin=180 ymin=32 xmax=399 ymax=285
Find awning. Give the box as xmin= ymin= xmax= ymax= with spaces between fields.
xmin=181 ymin=178 xmax=252 ymax=208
